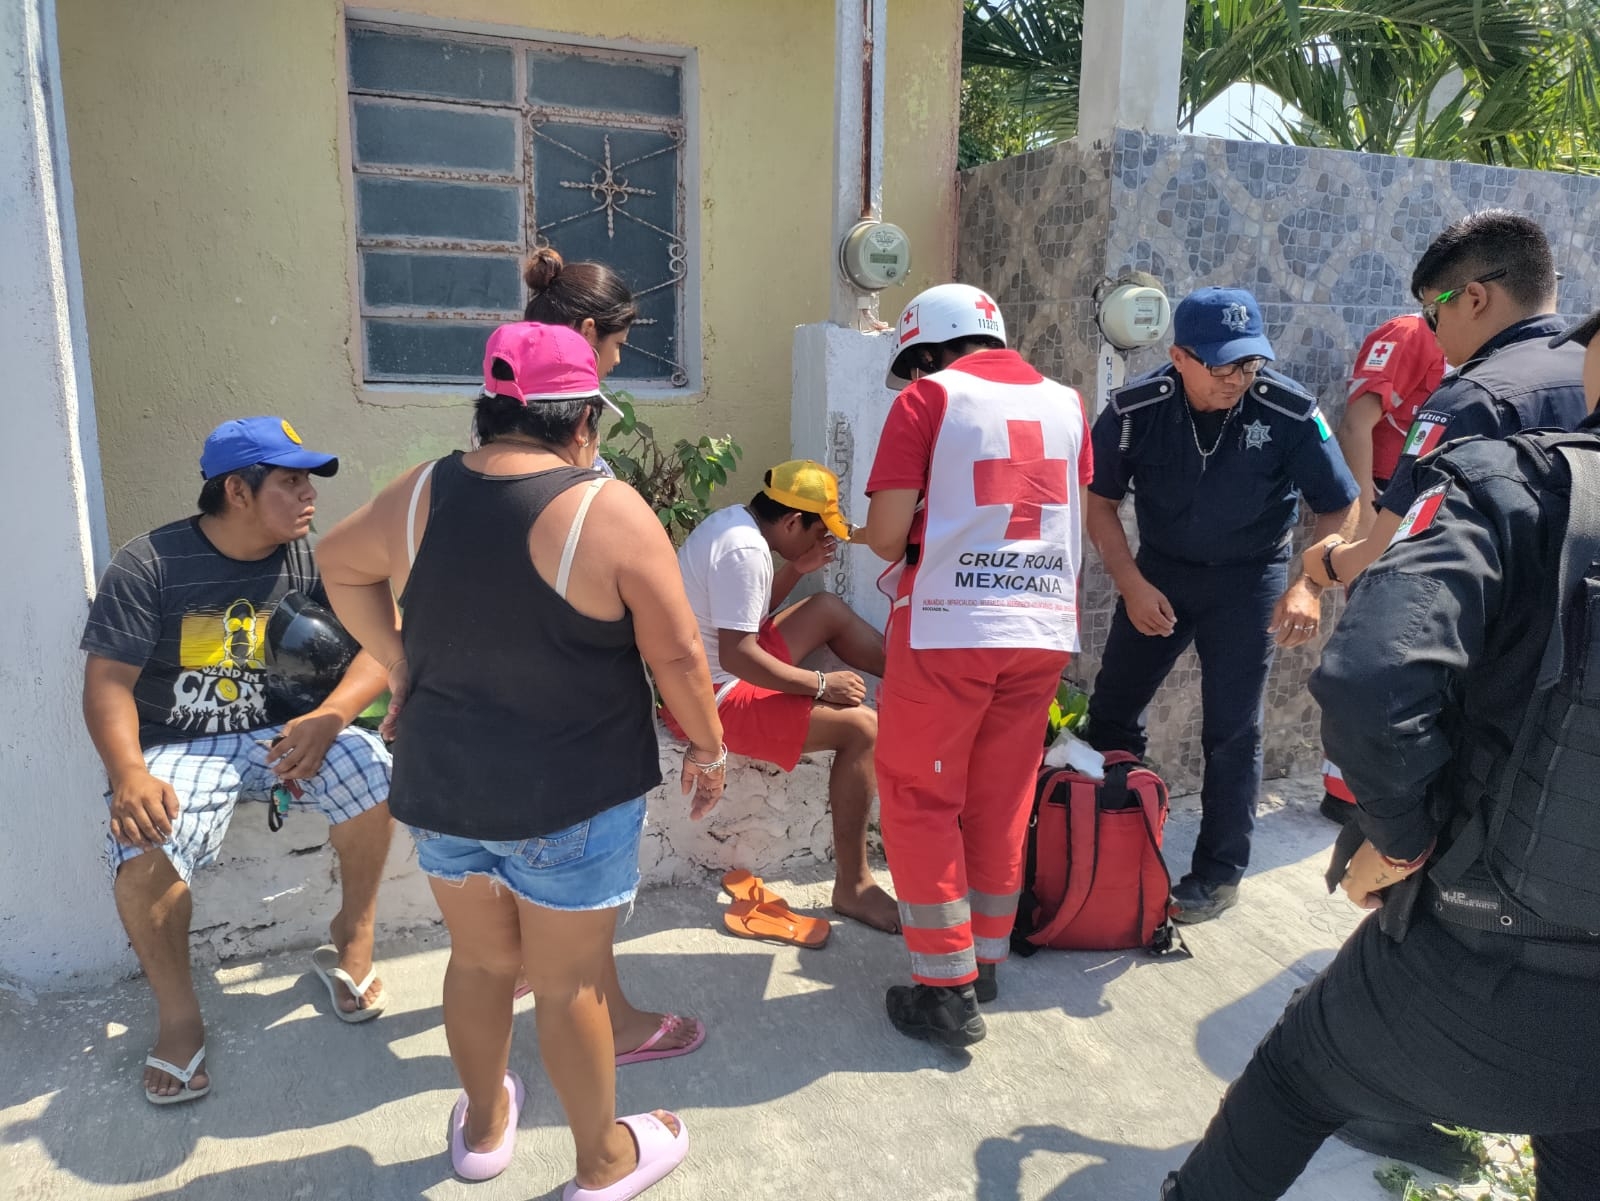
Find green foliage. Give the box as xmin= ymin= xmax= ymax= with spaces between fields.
xmin=961 ymin=0 xmax=1600 ymax=174
xmin=960 ymin=65 xmax=1047 ymax=169
xmin=598 ymin=391 xmax=744 ymax=545
xmin=1375 ymin=1130 xmax=1534 ymax=1201
xmin=1044 ymin=680 xmax=1090 ymax=747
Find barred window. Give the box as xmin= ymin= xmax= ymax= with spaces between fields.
xmin=347 ymin=21 xmax=689 ymax=388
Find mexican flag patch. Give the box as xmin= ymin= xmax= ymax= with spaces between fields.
xmin=1390 ymin=484 xmax=1447 ymax=544
xmin=1312 ymin=408 xmax=1332 ymax=441
xmin=1400 ymin=413 xmax=1448 ymax=459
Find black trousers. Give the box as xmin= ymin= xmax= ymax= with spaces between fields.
xmin=1172 ymin=912 xmax=1600 ymax=1200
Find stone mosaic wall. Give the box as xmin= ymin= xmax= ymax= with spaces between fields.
xmin=959 ymin=130 xmax=1600 ymax=793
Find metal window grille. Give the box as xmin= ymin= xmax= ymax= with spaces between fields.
xmin=348 ymin=20 xmax=689 ymax=387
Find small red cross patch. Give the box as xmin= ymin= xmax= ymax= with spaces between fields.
xmin=972 ymin=420 xmax=1069 ymax=539
xmin=900 ymin=304 xmax=920 ymax=344
xmin=975 ymin=294 xmax=998 ymax=321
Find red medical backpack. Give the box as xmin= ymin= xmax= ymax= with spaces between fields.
xmin=1011 ymin=751 xmax=1181 ymax=954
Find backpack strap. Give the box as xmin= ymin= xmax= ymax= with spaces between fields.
xmin=1129 ymin=775 xmax=1188 ymax=958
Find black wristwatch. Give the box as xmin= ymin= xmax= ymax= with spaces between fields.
xmin=1321 ymin=538 xmax=1344 ymax=585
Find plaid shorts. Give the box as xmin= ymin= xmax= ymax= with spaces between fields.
xmin=103 ymin=725 xmax=392 ymax=886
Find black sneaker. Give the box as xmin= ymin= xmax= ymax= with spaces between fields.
xmin=974 ymin=963 xmax=998 ymax=1004
xmin=885 ymin=982 xmax=986 ymax=1047
xmin=1319 ymin=791 xmax=1357 ymax=825
xmin=1170 ymin=876 xmax=1239 ymax=925
xmin=1160 ymin=1172 xmax=1181 ymax=1199
xmin=1334 ymin=1120 xmax=1483 ymax=1181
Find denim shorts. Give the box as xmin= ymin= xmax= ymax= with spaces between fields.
xmin=408 ymin=796 xmax=646 ymax=912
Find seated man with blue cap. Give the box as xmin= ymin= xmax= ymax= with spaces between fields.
xmin=1083 ymin=288 xmax=1359 ymax=922
xmin=80 ymin=417 xmax=395 ymax=1105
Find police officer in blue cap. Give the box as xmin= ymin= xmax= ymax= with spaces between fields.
xmin=1084 ymin=287 xmax=1360 ymax=922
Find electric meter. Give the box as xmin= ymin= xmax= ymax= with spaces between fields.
xmin=1097 ymin=281 xmax=1172 ymax=350
xmin=839 ymin=220 xmax=912 ymax=291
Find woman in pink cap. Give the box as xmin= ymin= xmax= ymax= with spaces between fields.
xmin=315 ymin=321 xmax=721 ymax=1200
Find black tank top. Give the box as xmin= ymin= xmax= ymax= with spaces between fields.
xmin=389 ymin=451 xmax=661 ymax=839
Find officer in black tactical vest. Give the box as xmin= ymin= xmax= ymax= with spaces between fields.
xmin=1085 ymin=287 xmax=1359 ymax=923
xmin=1161 ymin=309 xmax=1600 ymax=1201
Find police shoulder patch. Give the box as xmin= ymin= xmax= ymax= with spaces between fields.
xmin=1390 ymin=484 xmax=1448 ymax=544
xmin=1247 ymin=375 xmax=1316 ymax=420
xmin=1110 ymin=372 xmax=1177 ymax=416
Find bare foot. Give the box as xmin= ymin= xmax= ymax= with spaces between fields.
xmin=463 ymin=1086 xmax=511 ymax=1152
xmin=614 ymin=1010 xmax=699 ymax=1057
xmin=144 ymin=1015 xmax=208 ymax=1099
xmin=577 ymin=1110 xmax=681 ymax=1191
xmin=329 ymin=915 xmax=384 ymax=1014
xmin=832 ymin=880 xmax=901 ymax=933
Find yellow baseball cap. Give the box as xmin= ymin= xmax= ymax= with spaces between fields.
xmin=764 ymin=460 xmax=851 ymax=541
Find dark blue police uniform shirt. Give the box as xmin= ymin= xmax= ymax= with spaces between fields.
xmin=1376 ymin=315 xmax=1588 ymax=516
xmin=1090 ymin=364 xmax=1359 ymax=566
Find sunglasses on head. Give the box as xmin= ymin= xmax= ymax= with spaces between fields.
xmin=1422 ymin=267 xmax=1508 ymax=331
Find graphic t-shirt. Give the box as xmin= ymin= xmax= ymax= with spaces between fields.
xmin=81 ymin=518 xmax=326 ymax=747
xmin=675 ymin=504 xmax=773 ymax=696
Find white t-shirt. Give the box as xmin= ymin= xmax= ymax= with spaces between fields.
xmin=676 ymin=505 xmax=773 ymax=696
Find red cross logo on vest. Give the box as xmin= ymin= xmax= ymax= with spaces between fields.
xmin=975 ymin=294 xmax=998 ymax=321
xmin=972 ymin=420 xmax=1069 ymax=540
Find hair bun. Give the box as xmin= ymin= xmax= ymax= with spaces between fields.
xmin=524 ymin=246 xmax=565 ymax=292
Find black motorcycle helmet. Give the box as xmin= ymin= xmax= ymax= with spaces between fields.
xmin=264 ymin=591 xmax=360 ymax=721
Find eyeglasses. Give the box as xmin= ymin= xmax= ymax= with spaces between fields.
xmin=1422 ymin=267 xmax=1508 ymax=331
xmin=1181 ymin=348 xmax=1267 ymax=380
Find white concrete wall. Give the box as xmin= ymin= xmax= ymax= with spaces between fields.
xmin=0 ymin=0 xmax=123 ymax=990
xmin=792 ymin=322 xmax=902 ymax=631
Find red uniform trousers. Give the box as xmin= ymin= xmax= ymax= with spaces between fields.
xmin=875 ymin=608 xmax=1070 ymax=987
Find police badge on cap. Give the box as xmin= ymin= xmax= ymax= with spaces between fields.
xmin=1172 ymin=287 xmax=1277 ymax=367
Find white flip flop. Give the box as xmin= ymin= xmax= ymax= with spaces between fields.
xmin=144 ymin=1044 xmax=210 ymax=1105
xmin=310 ymin=944 xmax=387 ymax=1023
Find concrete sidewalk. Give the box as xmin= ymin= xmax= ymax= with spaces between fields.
xmin=1 ymin=777 xmax=1448 ymax=1201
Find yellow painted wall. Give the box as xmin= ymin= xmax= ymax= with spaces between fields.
xmin=57 ymin=0 xmax=961 ymax=546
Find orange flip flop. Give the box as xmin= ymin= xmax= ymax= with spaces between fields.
xmin=721 ymin=869 xmax=789 ymax=909
xmin=723 ymin=899 xmax=831 ymax=949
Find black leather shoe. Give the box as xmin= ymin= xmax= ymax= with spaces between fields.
xmin=1319 ymin=791 xmax=1357 ymax=825
xmin=885 ymin=982 xmax=986 ymax=1047
xmin=1334 ymin=1120 xmax=1483 ymax=1181
xmin=1170 ymin=876 xmax=1239 ymax=925
xmin=974 ymin=963 xmax=998 ymax=1004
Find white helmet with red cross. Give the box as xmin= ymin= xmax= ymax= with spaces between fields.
xmin=886 ymin=283 xmax=1007 ymax=389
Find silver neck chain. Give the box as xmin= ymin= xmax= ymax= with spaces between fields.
xmin=1186 ymin=402 xmax=1237 ymax=471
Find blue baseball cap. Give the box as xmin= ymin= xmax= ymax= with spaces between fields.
xmin=1172 ymin=287 xmax=1276 ymax=366
xmin=199 ymin=417 xmax=339 ymax=480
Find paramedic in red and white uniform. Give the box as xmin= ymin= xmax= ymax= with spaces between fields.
xmin=858 ymin=283 xmax=1092 ymax=1048
xmin=1320 ymin=315 xmax=1446 ymax=822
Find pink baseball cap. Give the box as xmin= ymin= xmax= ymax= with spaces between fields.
xmin=482 ymin=322 xmax=601 ymax=403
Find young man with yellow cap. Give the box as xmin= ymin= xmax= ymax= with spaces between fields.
xmin=666 ymin=461 xmax=897 ymax=932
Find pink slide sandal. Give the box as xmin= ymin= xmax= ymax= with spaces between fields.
xmin=615 ymin=1015 xmax=706 ymax=1066
xmin=561 ymin=1111 xmax=689 ymax=1201
xmin=450 ymin=1071 xmax=525 ymax=1182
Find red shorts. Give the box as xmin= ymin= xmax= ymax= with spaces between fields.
xmin=663 ymin=619 xmax=814 ymax=771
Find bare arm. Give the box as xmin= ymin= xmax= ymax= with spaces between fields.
xmin=1085 ymin=491 xmax=1177 ymax=637
xmin=83 ymin=655 xmax=178 ymax=847
xmin=1302 ymin=506 xmax=1402 ymax=589
xmin=859 ymin=489 xmax=919 ymax=562
xmin=1336 ymin=391 xmax=1383 ymax=538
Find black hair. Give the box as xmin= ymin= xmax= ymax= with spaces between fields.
xmin=1411 ymin=210 xmax=1557 ymax=309
xmin=748 ymin=469 xmax=822 ymax=528
xmin=523 ymin=246 xmax=639 ymax=335
xmin=893 ymin=334 xmax=1005 ymax=381
xmin=473 ymin=384 xmax=602 ymax=448
xmin=197 ymin=463 xmax=271 ymax=516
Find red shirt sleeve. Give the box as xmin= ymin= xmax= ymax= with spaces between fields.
xmin=866 ymin=379 xmax=947 ymax=494
xmin=1075 ymin=392 xmax=1095 ymax=485
xmin=1349 ymin=316 xmax=1447 ymax=417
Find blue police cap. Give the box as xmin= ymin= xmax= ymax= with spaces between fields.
xmin=1172 ymin=287 xmax=1276 ymax=367
xmin=199 ymin=417 xmax=339 ymax=480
